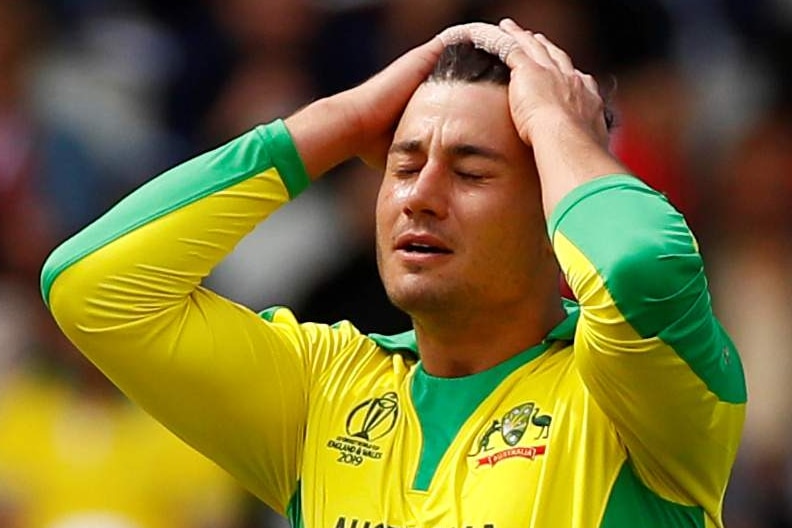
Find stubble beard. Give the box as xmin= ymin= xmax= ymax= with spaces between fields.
xmin=376 ymin=243 xmax=457 ymax=319
xmin=386 ymin=275 xmax=457 ymax=317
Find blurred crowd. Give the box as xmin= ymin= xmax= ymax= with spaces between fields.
xmin=0 ymin=0 xmax=790 ymax=527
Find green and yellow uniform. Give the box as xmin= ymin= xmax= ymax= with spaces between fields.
xmin=41 ymin=120 xmax=746 ymax=528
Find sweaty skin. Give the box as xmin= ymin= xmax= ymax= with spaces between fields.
xmin=377 ymin=81 xmax=562 ymax=377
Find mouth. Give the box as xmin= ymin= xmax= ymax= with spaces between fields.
xmin=398 ymin=243 xmax=452 ymax=254
xmin=394 ymin=234 xmax=453 ymax=256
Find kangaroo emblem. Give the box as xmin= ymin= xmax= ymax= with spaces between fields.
xmin=468 ymin=420 xmax=501 ymax=456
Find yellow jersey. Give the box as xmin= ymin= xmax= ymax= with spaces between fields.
xmin=41 ymin=120 xmax=746 ymax=527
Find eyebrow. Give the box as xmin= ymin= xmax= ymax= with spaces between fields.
xmin=388 ymin=140 xmax=423 ymax=155
xmin=388 ymin=140 xmax=506 ymax=162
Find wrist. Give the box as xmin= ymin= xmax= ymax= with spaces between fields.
xmin=524 ymin=106 xmax=611 ymax=148
xmin=284 ymin=96 xmax=362 ymax=180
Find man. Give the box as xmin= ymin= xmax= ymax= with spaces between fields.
xmin=40 ymin=19 xmax=745 ymax=527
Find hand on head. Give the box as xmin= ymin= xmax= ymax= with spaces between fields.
xmin=348 ymin=18 xmax=609 ymax=168
xmin=285 ymin=18 xmax=609 ymax=179
xmin=341 ymin=36 xmax=446 ymax=168
xmin=437 ymin=19 xmax=608 ymax=148
xmin=497 ymin=19 xmax=609 ymax=147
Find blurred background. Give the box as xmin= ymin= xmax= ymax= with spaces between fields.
xmin=0 ymin=0 xmax=790 ymax=526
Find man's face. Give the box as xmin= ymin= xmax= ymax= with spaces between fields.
xmin=376 ymin=81 xmax=548 ymax=319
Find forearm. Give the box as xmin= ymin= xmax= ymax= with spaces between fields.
xmin=41 ymin=120 xmax=306 ymax=371
xmin=41 ymin=120 xmax=307 ymax=309
xmin=285 ymin=96 xmax=362 ymax=180
xmin=551 ymin=175 xmax=745 ymax=508
xmin=40 ymin=121 xmax=314 ymax=509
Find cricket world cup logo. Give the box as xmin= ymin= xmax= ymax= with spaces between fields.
xmin=328 ymin=392 xmax=399 ymax=466
xmin=345 ymin=391 xmax=399 ymax=441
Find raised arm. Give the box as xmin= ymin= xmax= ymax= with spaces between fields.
xmin=40 ymin=36 xmax=444 ymax=513
xmin=494 ymin=18 xmax=746 ymax=515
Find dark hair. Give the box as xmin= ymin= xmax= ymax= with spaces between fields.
xmin=429 ymin=43 xmax=510 ymax=86
xmin=428 ymin=43 xmax=615 ymax=131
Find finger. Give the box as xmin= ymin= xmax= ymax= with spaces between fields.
xmin=372 ymin=34 xmax=445 ymax=88
xmin=534 ymin=33 xmax=575 ymax=75
xmin=498 ymin=17 xmax=524 ymax=33
xmin=575 ymin=70 xmax=608 ymax=138
xmin=497 ymin=19 xmax=559 ymax=69
xmin=491 ymin=19 xmax=529 ymax=67
xmin=397 ymin=34 xmax=446 ymax=72
xmin=576 ymin=70 xmax=600 ymax=97
xmin=500 ymin=28 xmax=556 ymax=70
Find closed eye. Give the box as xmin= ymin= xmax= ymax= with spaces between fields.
xmin=454 ymin=169 xmax=492 ymax=182
xmin=393 ymin=167 xmax=421 ymax=178
xmin=456 ymin=171 xmax=486 ymax=181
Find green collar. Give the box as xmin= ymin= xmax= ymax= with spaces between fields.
xmin=368 ymin=299 xmax=580 ymax=355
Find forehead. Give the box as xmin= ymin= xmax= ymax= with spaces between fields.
xmin=393 ymin=81 xmax=522 ymax=151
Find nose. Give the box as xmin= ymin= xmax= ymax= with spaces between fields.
xmin=402 ymin=161 xmax=450 ymax=219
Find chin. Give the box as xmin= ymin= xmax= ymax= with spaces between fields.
xmin=385 ymin=280 xmax=454 ymax=317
